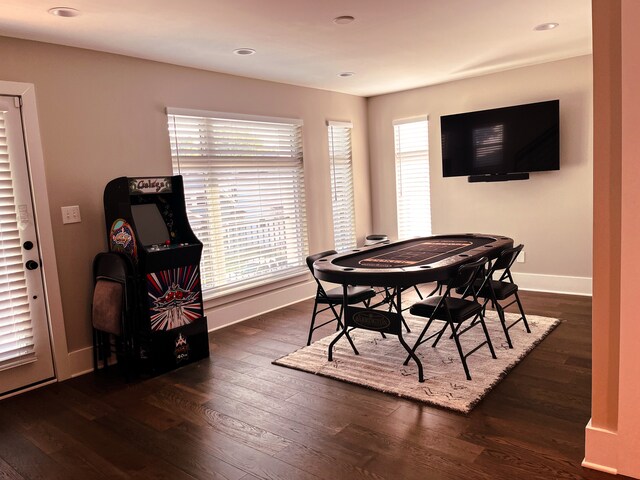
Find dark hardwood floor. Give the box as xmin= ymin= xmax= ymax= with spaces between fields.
xmin=0 ymin=289 xmax=629 ymax=479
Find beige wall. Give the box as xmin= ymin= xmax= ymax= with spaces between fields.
xmin=0 ymin=36 xmax=371 ymax=355
xmin=367 ymin=56 xmax=593 ymax=292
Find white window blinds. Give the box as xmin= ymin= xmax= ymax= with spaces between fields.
xmin=328 ymin=121 xmax=356 ymax=252
xmin=393 ymin=118 xmax=432 ymax=239
xmin=167 ymin=109 xmax=308 ymax=296
xmin=0 ymin=111 xmax=35 ymax=368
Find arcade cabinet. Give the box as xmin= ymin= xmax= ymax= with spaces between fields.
xmin=103 ymin=176 xmax=209 ymax=373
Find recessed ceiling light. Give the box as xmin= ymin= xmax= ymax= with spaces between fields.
xmin=233 ymin=48 xmax=256 ymax=56
xmin=338 ymin=72 xmax=355 ymax=78
xmin=48 ymin=7 xmax=80 ymax=17
xmin=534 ymin=22 xmax=559 ymax=31
xmin=333 ymin=16 xmax=355 ymax=25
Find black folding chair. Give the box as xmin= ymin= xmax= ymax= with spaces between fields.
xmin=404 ymin=257 xmax=496 ymax=380
xmin=92 ymin=252 xmax=138 ymax=379
xmin=468 ymin=244 xmax=530 ymax=348
xmin=305 ymin=251 xmax=377 ymax=346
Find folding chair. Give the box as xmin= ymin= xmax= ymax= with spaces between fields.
xmin=469 ymin=244 xmax=530 ymax=348
xmin=404 ymin=257 xmax=497 ymax=380
xmin=306 ymin=250 xmax=377 ymax=346
xmin=92 ymin=252 xmax=138 ymax=378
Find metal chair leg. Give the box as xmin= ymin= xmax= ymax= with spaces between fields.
xmin=413 ymin=285 xmax=423 ymax=300
xmin=92 ymin=330 xmax=98 ymax=371
xmin=495 ymin=304 xmax=514 ymax=348
xmin=431 ymin=322 xmax=449 ymax=347
xmin=515 ymin=292 xmax=531 ymax=333
xmin=478 ymin=312 xmax=497 ymax=359
xmin=307 ymin=299 xmax=320 ymax=346
xmin=448 ymin=319 xmax=472 ymax=381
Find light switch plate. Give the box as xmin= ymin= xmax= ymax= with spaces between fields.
xmin=517 ymin=251 xmax=525 ymax=263
xmin=61 ymin=205 xmax=81 ymax=224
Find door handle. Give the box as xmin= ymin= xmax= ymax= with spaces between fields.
xmin=25 ymin=260 xmax=39 ymax=270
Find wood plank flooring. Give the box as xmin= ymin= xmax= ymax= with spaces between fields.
xmin=0 ymin=289 xmax=631 ymax=479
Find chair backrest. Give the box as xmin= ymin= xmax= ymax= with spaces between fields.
xmin=305 ymin=250 xmax=337 ymax=299
xmin=93 ymin=252 xmax=133 ymax=283
xmin=491 ymin=244 xmax=524 ymax=278
xmin=305 ymin=250 xmax=337 ymax=275
xmin=93 ymin=252 xmax=136 ymax=311
xmin=448 ymin=257 xmax=488 ymax=291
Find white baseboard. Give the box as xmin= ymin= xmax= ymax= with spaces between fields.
xmin=583 ymin=420 xmax=619 ymax=475
xmin=68 ymin=346 xmax=94 ymax=378
xmin=0 ymin=378 xmax=57 ymax=400
xmin=581 ymin=460 xmax=617 ymax=475
xmin=513 ymin=272 xmax=592 ymax=296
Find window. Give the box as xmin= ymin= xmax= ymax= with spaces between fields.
xmin=327 ymin=121 xmax=356 ymax=252
xmin=393 ymin=118 xmax=432 ymax=239
xmin=167 ymin=109 xmax=308 ymax=296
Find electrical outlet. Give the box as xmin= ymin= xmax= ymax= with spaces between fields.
xmin=61 ymin=205 xmax=82 ymax=224
xmin=517 ymin=251 xmax=525 ymax=263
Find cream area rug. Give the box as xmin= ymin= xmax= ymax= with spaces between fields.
xmin=274 ymin=310 xmax=560 ymax=414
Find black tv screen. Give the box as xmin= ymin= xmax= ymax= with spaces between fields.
xmin=131 ymin=203 xmax=170 ymax=246
xmin=441 ymin=100 xmax=559 ymax=178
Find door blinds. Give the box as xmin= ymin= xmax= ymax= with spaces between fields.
xmin=0 ymin=111 xmax=35 ymax=369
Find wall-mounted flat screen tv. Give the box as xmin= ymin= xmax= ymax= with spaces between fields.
xmin=441 ymin=100 xmax=559 ymax=180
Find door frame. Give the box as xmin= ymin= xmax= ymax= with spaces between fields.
xmin=0 ymin=80 xmax=70 ymax=386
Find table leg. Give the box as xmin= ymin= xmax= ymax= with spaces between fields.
xmin=396 ymin=287 xmax=424 ymax=382
xmin=399 ymin=329 xmax=424 ymax=382
xmin=387 ymin=288 xmax=411 ymax=333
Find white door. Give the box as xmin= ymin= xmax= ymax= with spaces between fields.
xmin=0 ymin=95 xmax=55 ymax=396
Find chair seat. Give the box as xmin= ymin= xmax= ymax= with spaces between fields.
xmin=410 ymin=295 xmax=482 ymax=322
xmin=457 ymin=279 xmax=518 ymax=301
xmin=477 ymin=279 xmax=518 ymax=300
xmin=321 ymin=285 xmax=376 ymax=304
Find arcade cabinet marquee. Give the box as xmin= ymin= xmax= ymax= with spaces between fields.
xmin=104 ymin=176 xmax=209 ymax=373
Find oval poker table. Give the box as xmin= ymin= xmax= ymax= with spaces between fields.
xmin=313 ymin=233 xmax=514 ymax=382
xmin=314 ymin=233 xmax=513 ymax=287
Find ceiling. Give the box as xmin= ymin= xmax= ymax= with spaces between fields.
xmin=0 ymin=0 xmax=592 ymax=97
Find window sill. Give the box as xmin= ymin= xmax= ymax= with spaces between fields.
xmin=202 ymin=268 xmax=312 ymax=310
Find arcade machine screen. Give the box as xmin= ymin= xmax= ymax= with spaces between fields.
xmin=131 ymin=203 xmax=170 ymax=247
